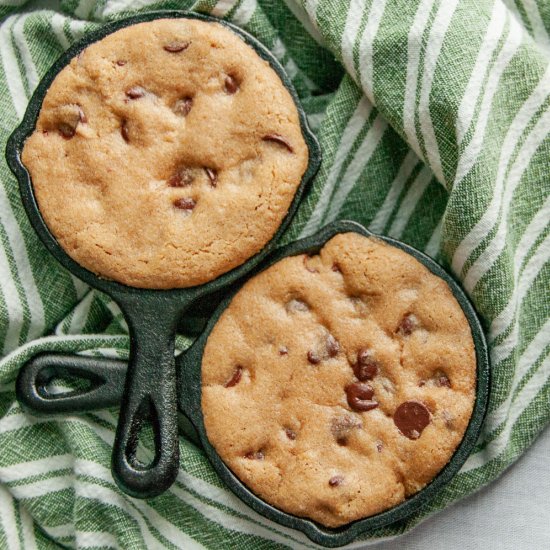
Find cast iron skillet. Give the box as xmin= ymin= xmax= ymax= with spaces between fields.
xmin=5 ymin=10 xmax=321 ymax=499
xmin=16 ymin=221 xmax=490 ymax=547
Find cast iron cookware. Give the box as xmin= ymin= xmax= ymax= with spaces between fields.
xmin=5 ymin=10 xmax=321 ymax=499
xmin=15 ymin=221 xmax=490 ymax=547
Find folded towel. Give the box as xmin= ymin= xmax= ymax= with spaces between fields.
xmin=0 ymin=1 xmax=548 ymax=548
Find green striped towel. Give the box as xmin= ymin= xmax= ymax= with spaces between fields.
xmin=1 ymin=0 xmax=549 ymax=548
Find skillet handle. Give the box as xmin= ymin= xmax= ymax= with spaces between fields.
xmin=16 ymin=353 xmax=127 ymax=415
xmin=112 ymin=301 xmax=180 ymax=499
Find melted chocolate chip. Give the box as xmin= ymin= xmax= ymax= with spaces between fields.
xmin=168 ymin=167 xmax=194 ymax=187
xmin=120 ymin=120 xmax=130 ymax=142
xmin=116 ymin=60 xmax=127 ymax=66
xmin=224 ymin=366 xmax=243 ymax=388
xmin=393 ymin=401 xmax=430 ymax=439
xmin=419 ymin=370 xmax=451 ymax=388
xmin=345 ymin=382 xmax=379 ymax=412
xmin=353 ymin=348 xmax=379 ymax=381
xmin=125 ymin=86 xmax=146 ymax=99
xmin=173 ymin=197 xmax=196 ymax=211
xmin=307 ymin=350 xmax=321 ymax=365
xmin=244 ymin=450 xmax=264 ymax=460
xmin=326 ymin=334 xmax=340 ymax=358
xmin=279 ymin=346 xmax=289 ymax=356
xmin=58 ymin=123 xmax=76 ymax=139
xmin=224 ymin=74 xmax=239 ymax=94
xmin=262 ymin=134 xmax=294 ymax=153
xmin=174 ymin=97 xmax=193 ymax=117
xmin=436 ymin=372 xmax=451 ymax=388
xmin=205 ymin=167 xmax=217 ymax=187
xmin=329 ymin=475 xmax=344 ymax=487
xmin=398 ymin=313 xmax=419 ymax=336
xmin=163 ymin=41 xmax=190 ymax=53
xmin=285 ymin=428 xmax=297 ymax=440
xmin=332 ymin=263 xmax=341 ymax=273
xmin=57 ymin=105 xmax=86 ymax=139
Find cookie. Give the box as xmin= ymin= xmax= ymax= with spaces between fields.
xmin=21 ymin=18 xmax=308 ymax=288
xmin=201 ymin=233 xmax=476 ymax=527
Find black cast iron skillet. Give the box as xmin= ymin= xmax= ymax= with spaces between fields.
xmin=5 ymin=10 xmax=321 ymax=499
xmin=15 ymin=221 xmax=490 ymax=547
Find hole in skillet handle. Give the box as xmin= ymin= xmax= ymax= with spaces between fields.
xmin=176 ymin=220 xmax=491 ymax=547
xmin=125 ymin=397 xmax=161 ymax=470
xmin=5 ymin=11 xmax=321 ymax=500
xmin=110 ymin=295 xmax=181 ymax=499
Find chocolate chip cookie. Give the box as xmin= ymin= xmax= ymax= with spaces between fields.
xmin=201 ymin=232 xmax=476 ymax=527
xmin=21 ymin=18 xmax=308 ymax=288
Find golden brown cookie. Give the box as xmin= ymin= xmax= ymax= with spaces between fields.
xmin=22 ymin=18 xmax=308 ymax=288
xmin=202 ymin=233 xmax=476 ymax=527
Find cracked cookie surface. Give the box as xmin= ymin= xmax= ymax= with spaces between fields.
xmin=201 ymin=232 xmax=476 ymax=527
xmin=21 ymin=18 xmax=308 ymax=288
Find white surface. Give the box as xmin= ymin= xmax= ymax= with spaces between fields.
xmin=361 ymin=425 xmax=550 ymax=549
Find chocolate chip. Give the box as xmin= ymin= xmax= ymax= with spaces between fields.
xmin=326 ymin=334 xmax=340 ymax=358
xmin=345 ymin=382 xmax=379 ymax=412
xmin=125 ymin=86 xmax=146 ymax=99
xmin=173 ymin=197 xmax=196 ymax=211
xmin=285 ymin=428 xmax=296 ymax=440
xmin=120 ymin=120 xmax=130 ymax=142
xmin=224 ymin=74 xmax=239 ymax=94
xmin=58 ymin=123 xmax=76 ymax=139
xmin=57 ymin=105 xmax=86 ymax=138
xmin=163 ymin=41 xmax=190 ymax=53
xmin=397 ymin=313 xmax=419 ymax=336
xmin=168 ymin=167 xmax=194 ymax=187
xmin=436 ymin=372 xmax=451 ymax=388
xmin=116 ymin=60 xmax=127 ymax=66
xmin=224 ymin=366 xmax=243 ymax=388
xmin=285 ymin=299 xmax=309 ymax=313
xmin=329 ymin=475 xmax=344 ymax=487
xmin=244 ymin=450 xmax=264 ymax=460
xmin=307 ymin=350 xmax=321 ymax=365
xmin=205 ymin=167 xmax=217 ymax=187
xmin=174 ymin=97 xmax=193 ymax=117
xmin=332 ymin=263 xmax=341 ymax=273
xmin=353 ymin=348 xmax=379 ymax=381
xmin=393 ymin=401 xmax=430 ymax=439
xmin=262 ymin=134 xmax=294 ymax=153
xmin=279 ymin=346 xmax=289 ymax=356
xmin=419 ymin=370 xmax=451 ymax=388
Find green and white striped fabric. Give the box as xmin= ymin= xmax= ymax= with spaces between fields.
xmin=1 ymin=0 xmax=549 ymax=547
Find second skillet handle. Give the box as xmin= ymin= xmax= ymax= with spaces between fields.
xmin=112 ymin=299 xmax=180 ymax=499
xmin=16 ymin=353 xmax=127 ymax=414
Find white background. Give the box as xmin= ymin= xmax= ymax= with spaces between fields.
xmin=361 ymin=425 xmax=550 ymax=549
